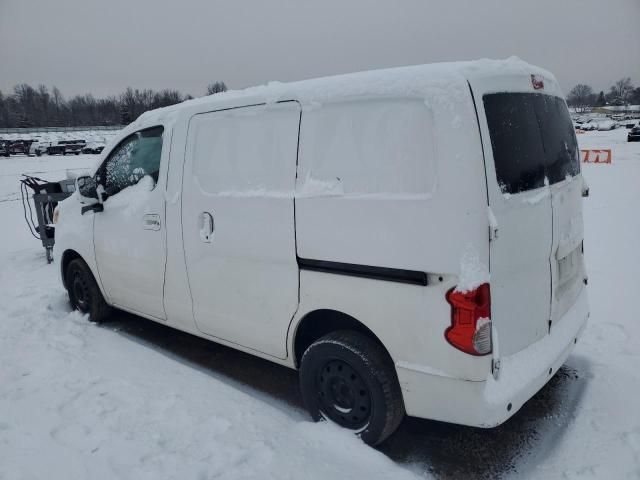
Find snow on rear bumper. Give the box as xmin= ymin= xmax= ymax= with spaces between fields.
xmin=397 ymin=286 xmax=589 ymax=427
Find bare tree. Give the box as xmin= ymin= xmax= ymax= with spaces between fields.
xmin=609 ymin=77 xmax=634 ymax=105
xmin=206 ymin=81 xmax=228 ymax=95
xmin=567 ymin=84 xmax=594 ymax=112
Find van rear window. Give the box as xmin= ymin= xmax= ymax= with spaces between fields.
xmin=483 ymin=93 xmax=580 ymax=194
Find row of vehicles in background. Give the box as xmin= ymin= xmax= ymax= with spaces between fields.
xmin=0 ymin=139 xmax=106 ymax=157
xmin=572 ymin=114 xmax=640 ymax=133
xmin=574 ymin=117 xmax=617 ymax=131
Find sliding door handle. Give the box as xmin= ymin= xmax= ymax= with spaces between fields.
xmin=199 ymin=212 xmax=214 ymax=243
xmin=143 ymin=214 xmax=161 ymax=230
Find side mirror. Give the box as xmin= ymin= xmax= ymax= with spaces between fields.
xmin=76 ymin=175 xmax=105 ymax=215
xmin=76 ymin=175 xmax=99 ymax=205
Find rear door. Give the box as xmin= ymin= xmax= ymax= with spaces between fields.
xmin=472 ymin=84 xmax=554 ymax=356
xmin=181 ymin=102 xmax=301 ymax=359
xmin=540 ymin=99 xmax=585 ymax=328
xmin=470 ymin=74 xmax=584 ymax=356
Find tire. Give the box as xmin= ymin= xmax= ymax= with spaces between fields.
xmin=65 ymin=258 xmax=111 ymax=322
xmin=299 ymin=330 xmax=405 ymax=446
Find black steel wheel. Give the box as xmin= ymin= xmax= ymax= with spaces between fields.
xmin=299 ymin=330 xmax=405 ymax=445
xmin=65 ymin=258 xmax=111 ymax=322
xmin=316 ymin=358 xmax=372 ymax=430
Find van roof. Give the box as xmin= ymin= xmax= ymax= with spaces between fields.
xmin=133 ymin=57 xmax=554 ymax=127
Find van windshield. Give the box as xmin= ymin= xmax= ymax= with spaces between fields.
xmin=483 ymin=93 xmax=580 ymax=194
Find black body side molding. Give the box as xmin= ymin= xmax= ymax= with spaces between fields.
xmin=297 ymin=257 xmax=428 ymax=286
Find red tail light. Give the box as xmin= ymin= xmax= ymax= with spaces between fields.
xmin=445 ymin=283 xmax=492 ymax=356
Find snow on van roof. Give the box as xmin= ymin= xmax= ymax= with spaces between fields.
xmin=133 ymin=57 xmax=553 ymax=127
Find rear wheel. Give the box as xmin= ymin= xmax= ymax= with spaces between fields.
xmin=65 ymin=258 xmax=111 ymax=322
xmin=299 ymin=330 xmax=405 ymax=445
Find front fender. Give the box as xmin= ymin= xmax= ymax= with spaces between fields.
xmin=54 ymin=193 xmax=105 ymax=299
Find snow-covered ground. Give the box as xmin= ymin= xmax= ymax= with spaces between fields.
xmin=0 ymin=128 xmax=639 ymax=479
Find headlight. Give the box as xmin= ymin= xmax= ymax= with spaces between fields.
xmin=53 ymin=205 xmax=60 ymax=224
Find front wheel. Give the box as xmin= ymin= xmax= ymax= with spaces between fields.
xmin=65 ymin=258 xmax=111 ymax=322
xmin=299 ymin=330 xmax=405 ymax=445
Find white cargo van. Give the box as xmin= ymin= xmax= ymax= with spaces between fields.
xmin=55 ymin=58 xmax=589 ymax=445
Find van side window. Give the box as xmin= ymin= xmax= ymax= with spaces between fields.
xmin=299 ymin=99 xmax=436 ymax=196
xmin=99 ymin=126 xmax=164 ymax=197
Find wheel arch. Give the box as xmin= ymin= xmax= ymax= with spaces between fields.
xmin=60 ymin=249 xmax=83 ymax=289
xmin=291 ymin=309 xmax=393 ymax=368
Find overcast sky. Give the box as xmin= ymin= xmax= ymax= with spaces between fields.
xmin=1 ymin=0 xmax=638 ymax=98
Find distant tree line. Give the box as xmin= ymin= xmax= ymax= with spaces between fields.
xmin=567 ymin=77 xmax=640 ymax=112
xmin=0 ymin=81 xmax=227 ymax=128
xmin=2 ymin=75 xmax=637 ymax=127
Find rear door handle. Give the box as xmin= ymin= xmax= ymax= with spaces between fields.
xmin=199 ymin=212 xmax=214 ymax=243
xmin=143 ymin=214 xmax=161 ymax=230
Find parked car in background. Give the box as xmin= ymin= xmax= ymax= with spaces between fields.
xmin=628 ymin=124 xmax=640 ymax=142
xmin=0 ymin=140 xmax=9 ymax=157
xmin=82 ymin=142 xmax=105 ymax=154
xmin=577 ymin=119 xmax=598 ymax=131
xmin=28 ymin=141 xmax=50 ymax=156
xmin=47 ymin=140 xmax=86 ymax=155
xmin=9 ymin=140 xmax=33 ymax=155
xmin=594 ymin=119 xmax=617 ymax=131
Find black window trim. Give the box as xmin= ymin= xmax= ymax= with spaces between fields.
xmin=96 ymin=124 xmax=165 ymax=196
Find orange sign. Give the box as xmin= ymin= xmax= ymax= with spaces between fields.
xmin=581 ymin=149 xmax=612 ymax=164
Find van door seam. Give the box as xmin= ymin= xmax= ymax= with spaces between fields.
xmin=467 ymin=82 xmax=490 ymax=209
xmin=531 ymin=98 xmax=555 ymax=333
xmin=285 ymin=101 xmax=303 ymax=360
xmin=160 ymin=126 xmax=173 ymax=320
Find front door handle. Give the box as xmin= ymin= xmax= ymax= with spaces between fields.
xmin=199 ymin=212 xmax=214 ymax=243
xmin=143 ymin=214 xmax=161 ymax=230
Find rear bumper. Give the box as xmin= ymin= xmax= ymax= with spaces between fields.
xmin=397 ymin=286 xmax=589 ymax=427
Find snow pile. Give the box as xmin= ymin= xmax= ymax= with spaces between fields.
xmin=296 ymin=176 xmax=344 ymax=197
xmin=0 ymin=213 xmax=419 ymax=480
xmin=105 ymin=175 xmax=155 ymax=216
xmin=455 ymin=244 xmax=490 ymax=293
xmin=522 ymin=188 xmax=550 ymax=205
